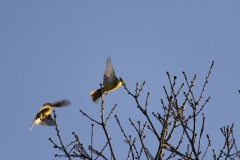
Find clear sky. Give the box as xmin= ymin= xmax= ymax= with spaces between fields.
xmin=1 ymin=1 xmax=240 ymax=159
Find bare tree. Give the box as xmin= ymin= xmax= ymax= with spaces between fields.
xmin=49 ymin=61 xmax=239 ymax=159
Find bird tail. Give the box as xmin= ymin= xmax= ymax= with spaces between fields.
xmin=90 ymin=89 xmax=103 ymax=103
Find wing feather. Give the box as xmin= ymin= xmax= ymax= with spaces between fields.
xmin=103 ymin=57 xmax=117 ymax=86
xmin=43 ymin=99 xmax=71 ymax=108
xmin=29 ymin=112 xmax=41 ymax=131
xmin=35 ymin=115 xmax=57 ymax=126
xmin=29 ymin=119 xmax=36 ymax=131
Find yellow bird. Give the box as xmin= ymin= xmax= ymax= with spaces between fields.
xmin=30 ymin=99 xmax=71 ymax=131
xmin=90 ymin=57 xmax=126 ymax=103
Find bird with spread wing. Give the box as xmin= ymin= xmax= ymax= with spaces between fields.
xmin=90 ymin=57 xmax=126 ymax=103
xmin=30 ymin=99 xmax=71 ymax=131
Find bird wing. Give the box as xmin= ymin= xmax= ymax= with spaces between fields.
xmin=35 ymin=115 xmax=57 ymax=126
xmin=30 ymin=100 xmax=69 ymax=131
xmin=30 ymin=119 xmax=36 ymax=131
xmin=29 ymin=112 xmax=41 ymax=131
xmin=103 ymin=57 xmax=117 ymax=86
xmin=43 ymin=99 xmax=71 ymax=108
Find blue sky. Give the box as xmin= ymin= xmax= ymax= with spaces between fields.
xmin=1 ymin=1 xmax=240 ymax=159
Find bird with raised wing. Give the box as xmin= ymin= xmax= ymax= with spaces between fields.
xmin=30 ymin=99 xmax=71 ymax=131
xmin=90 ymin=57 xmax=126 ymax=103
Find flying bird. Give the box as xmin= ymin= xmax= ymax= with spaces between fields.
xmin=30 ymin=99 xmax=71 ymax=131
xmin=90 ymin=57 xmax=126 ymax=103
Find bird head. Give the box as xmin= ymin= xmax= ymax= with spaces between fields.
xmin=119 ymin=77 xmax=126 ymax=85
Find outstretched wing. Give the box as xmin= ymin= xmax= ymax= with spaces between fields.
xmin=35 ymin=115 xmax=57 ymax=126
xmin=43 ymin=99 xmax=71 ymax=108
xmin=103 ymin=57 xmax=117 ymax=86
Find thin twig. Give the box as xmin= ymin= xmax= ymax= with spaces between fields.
xmin=53 ymin=110 xmax=72 ymax=160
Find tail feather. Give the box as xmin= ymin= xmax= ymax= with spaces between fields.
xmin=90 ymin=89 xmax=103 ymax=103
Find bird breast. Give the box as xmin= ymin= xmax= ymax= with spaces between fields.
xmin=104 ymin=81 xmax=123 ymax=93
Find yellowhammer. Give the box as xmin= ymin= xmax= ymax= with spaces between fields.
xmin=90 ymin=57 xmax=125 ymax=103
xmin=30 ymin=99 xmax=71 ymax=131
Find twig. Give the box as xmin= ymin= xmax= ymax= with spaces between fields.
xmin=94 ymin=141 xmax=109 ymax=160
xmin=105 ymin=104 xmax=117 ymax=124
xmin=53 ymin=110 xmax=72 ymax=160
xmin=100 ymin=98 xmax=116 ymax=160
xmin=79 ymin=110 xmax=101 ymax=125
xmin=91 ymin=124 xmax=94 ymax=159
xmin=202 ymin=134 xmax=211 ymax=160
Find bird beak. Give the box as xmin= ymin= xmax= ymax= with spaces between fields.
xmin=119 ymin=77 xmax=126 ymax=85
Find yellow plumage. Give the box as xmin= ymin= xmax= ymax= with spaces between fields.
xmin=30 ymin=99 xmax=70 ymax=131
xmin=90 ymin=57 xmax=126 ymax=103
